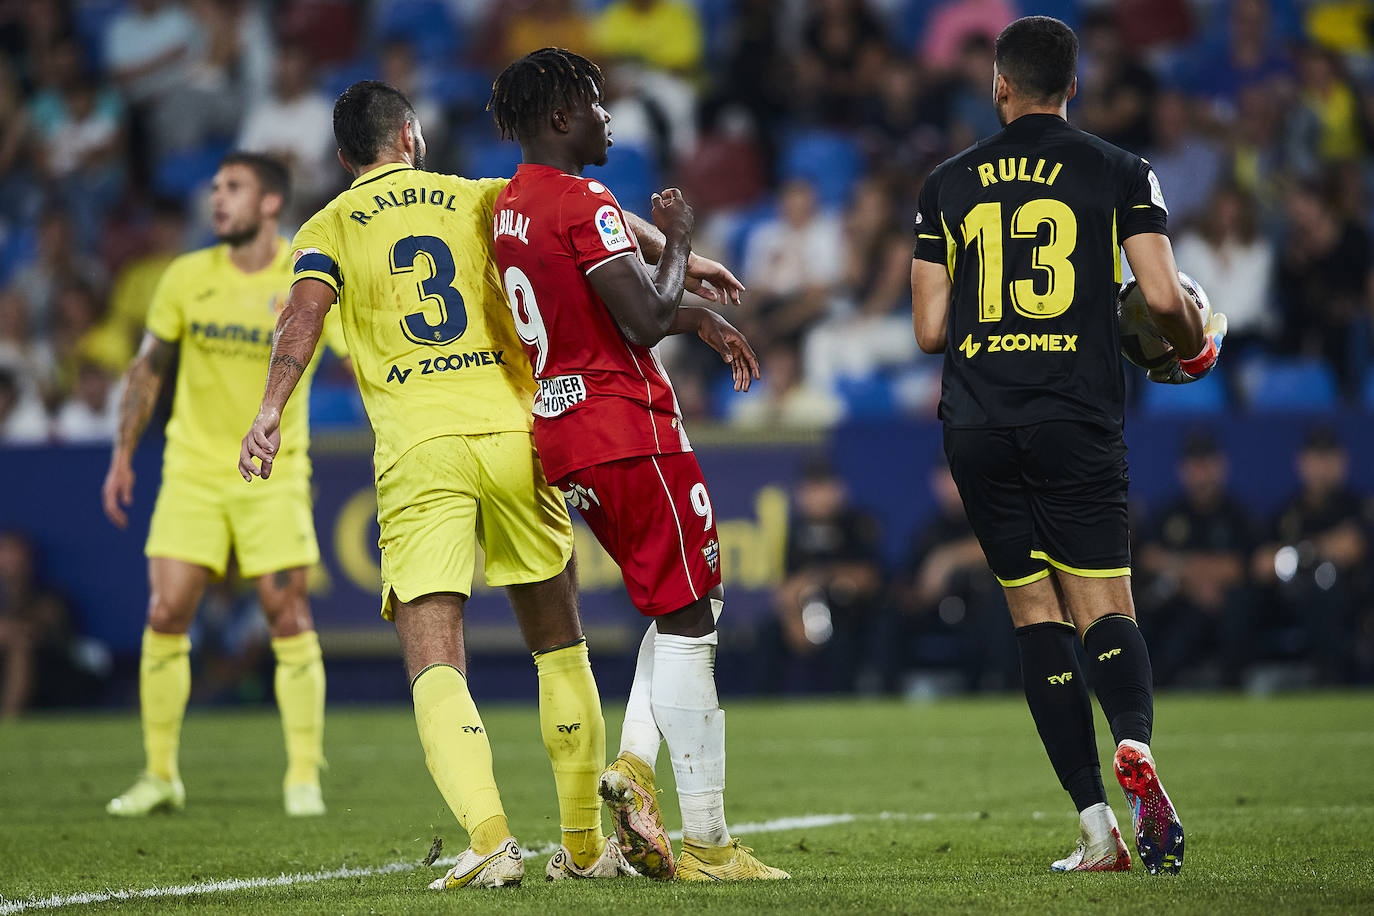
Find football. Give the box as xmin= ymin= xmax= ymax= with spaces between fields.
xmin=1117 ymin=271 xmax=1211 ymax=369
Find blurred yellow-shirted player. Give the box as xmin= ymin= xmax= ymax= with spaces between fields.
xmin=101 ymin=154 xmax=345 ymax=819
xmin=238 ymin=81 xmax=627 ymax=889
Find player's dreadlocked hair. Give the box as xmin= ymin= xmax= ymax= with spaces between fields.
xmin=488 ymin=48 xmax=604 ymax=143
xmin=333 ymin=80 xmax=416 ymax=169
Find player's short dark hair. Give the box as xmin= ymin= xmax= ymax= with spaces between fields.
xmin=995 ymin=16 xmax=1078 ymax=103
xmin=488 ymin=47 xmax=605 ymax=142
xmin=333 ymin=80 xmax=416 ymax=169
xmin=219 ymin=152 xmax=291 ymax=206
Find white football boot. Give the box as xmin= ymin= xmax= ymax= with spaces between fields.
xmin=545 ymin=838 xmax=641 ymax=880
xmin=428 ymin=837 xmax=524 ymax=889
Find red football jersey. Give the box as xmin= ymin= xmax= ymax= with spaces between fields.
xmin=492 ymin=163 xmax=690 ymax=482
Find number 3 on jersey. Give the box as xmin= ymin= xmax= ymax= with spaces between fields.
xmin=392 ymin=235 xmax=467 ymax=346
xmin=501 ymin=265 xmax=549 ymax=374
xmin=962 ymin=199 xmax=1078 ymax=321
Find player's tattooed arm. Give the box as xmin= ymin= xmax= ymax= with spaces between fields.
xmin=625 ymin=210 xmax=744 ymax=306
xmin=240 ymin=278 xmax=334 ymax=482
xmin=102 ymin=333 xmax=175 ymax=528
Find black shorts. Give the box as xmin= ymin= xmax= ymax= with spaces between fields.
xmin=943 ymin=420 xmax=1131 ymax=587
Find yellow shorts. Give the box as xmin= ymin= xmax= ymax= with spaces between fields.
xmin=146 ymin=471 xmax=320 ymax=578
xmin=375 ymin=432 xmax=574 ymax=619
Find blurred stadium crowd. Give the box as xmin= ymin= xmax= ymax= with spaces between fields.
xmin=765 ymin=427 xmax=1374 ymax=697
xmin=3 ymin=0 xmax=1374 ymax=713
xmin=1 ymin=0 xmax=1373 ymax=439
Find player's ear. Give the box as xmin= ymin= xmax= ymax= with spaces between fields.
xmin=336 ymin=149 xmax=353 ymax=176
xmin=1065 ymin=76 xmax=1078 ymax=104
xmin=551 ymin=107 xmax=570 ymax=135
xmin=261 ymin=190 xmax=284 ymax=221
xmin=994 ymin=72 xmax=1010 ymax=105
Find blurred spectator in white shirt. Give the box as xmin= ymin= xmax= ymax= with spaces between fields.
xmin=1142 ymin=91 xmax=1224 ymax=230
xmin=1173 ymin=186 xmax=1277 ymax=350
xmin=743 ymin=179 xmax=845 ymax=345
xmin=0 ymin=368 xmax=49 ymax=445
xmin=53 ymin=362 xmax=118 ymax=444
xmin=803 ymin=176 xmax=917 ymax=389
xmin=237 ymin=43 xmax=335 ymax=217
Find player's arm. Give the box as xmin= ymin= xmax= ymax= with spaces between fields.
xmin=625 ymin=210 xmax=744 ymax=306
xmin=1121 ymin=234 xmax=1204 ymax=356
xmin=588 ymin=189 xmax=693 ymax=348
xmin=669 ymin=305 xmax=760 ymax=392
xmin=239 ymin=278 xmax=334 ymax=481
xmin=102 ymin=332 xmax=176 ymax=528
xmin=911 ymin=259 xmax=950 ymax=354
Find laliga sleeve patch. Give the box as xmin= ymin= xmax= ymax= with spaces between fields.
xmin=595 ymin=205 xmax=633 ymax=252
xmin=1147 ymin=169 xmax=1168 ymax=214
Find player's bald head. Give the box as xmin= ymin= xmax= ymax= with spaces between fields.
xmin=334 ymin=80 xmax=418 ymax=169
xmin=995 ymin=16 xmax=1078 ymax=104
xmin=488 ymin=47 xmax=604 ymax=143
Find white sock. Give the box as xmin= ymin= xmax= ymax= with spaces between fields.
xmin=651 ymin=627 xmax=730 ymax=847
xmin=1080 ymin=801 xmax=1118 ymax=847
xmin=619 ymin=599 xmax=723 ymax=769
xmin=618 ymin=622 xmax=661 ymax=767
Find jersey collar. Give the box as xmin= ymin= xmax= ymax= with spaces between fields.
xmin=350 ymin=161 xmax=414 ymax=189
xmin=1002 ymin=112 xmax=1069 ymax=138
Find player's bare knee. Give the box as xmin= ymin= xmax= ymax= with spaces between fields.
xmin=146 ymin=590 xmax=195 ymax=634
xmin=656 ymin=597 xmax=716 ymax=638
xmin=259 ymin=568 xmax=312 ymax=638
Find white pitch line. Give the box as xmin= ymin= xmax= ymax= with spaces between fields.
xmin=0 ymin=811 xmax=949 ymax=914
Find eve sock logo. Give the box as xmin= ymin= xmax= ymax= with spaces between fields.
xmin=461 ymin=725 xmax=484 ymax=734
xmin=1097 ymin=648 xmax=1123 ymax=661
xmin=556 ymin=723 xmax=581 ymax=734
xmin=1046 ymin=672 xmax=1073 ymax=685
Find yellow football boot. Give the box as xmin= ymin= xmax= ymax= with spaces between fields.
xmin=676 ymin=839 xmax=790 ymax=881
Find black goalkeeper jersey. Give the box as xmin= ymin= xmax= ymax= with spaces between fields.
xmin=913 ymin=113 xmax=1169 ymax=431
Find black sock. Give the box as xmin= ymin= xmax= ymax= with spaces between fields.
xmin=1016 ymin=621 xmax=1106 ymax=812
xmin=1083 ymin=613 xmax=1154 ymax=745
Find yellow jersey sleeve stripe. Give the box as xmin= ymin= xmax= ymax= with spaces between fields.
xmin=1029 ymin=549 xmax=1131 ymax=579
xmin=292 ymin=271 xmax=341 ymax=295
xmin=996 ymin=568 xmax=1051 ymax=588
xmin=916 ymin=233 xmax=942 ymax=240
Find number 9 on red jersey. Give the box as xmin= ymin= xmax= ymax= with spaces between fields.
xmin=557 ymin=452 xmax=722 ymax=616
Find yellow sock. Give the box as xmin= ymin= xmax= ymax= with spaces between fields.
xmin=271 ymin=631 xmax=326 ymax=788
xmin=411 ymin=664 xmax=509 ymax=854
xmin=140 ymin=628 xmax=190 ymax=783
xmin=533 ymin=639 xmax=606 ymax=868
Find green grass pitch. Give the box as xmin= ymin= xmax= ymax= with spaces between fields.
xmin=2 ymin=692 xmax=1372 ymax=913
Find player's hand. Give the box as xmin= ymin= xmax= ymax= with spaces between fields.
xmin=685 ymin=253 xmax=745 ymax=307
xmin=1148 ymin=312 xmax=1227 ymax=385
xmin=651 ymin=188 xmax=694 ymax=240
xmin=102 ymin=458 xmax=135 ymax=529
xmin=697 ymin=310 xmax=760 ymax=392
xmin=239 ymin=408 xmax=283 ymax=481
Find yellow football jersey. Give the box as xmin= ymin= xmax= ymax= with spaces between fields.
xmin=291 ymin=163 xmax=534 ymax=477
xmin=145 ymin=239 xmax=344 ymax=482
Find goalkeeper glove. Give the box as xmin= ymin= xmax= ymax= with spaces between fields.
xmin=1149 ymin=312 xmax=1227 ymax=385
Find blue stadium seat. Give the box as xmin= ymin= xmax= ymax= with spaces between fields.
xmin=309 ymin=382 xmax=368 ymax=429
xmin=585 ymin=143 xmax=660 ymax=215
xmin=428 ymin=67 xmax=492 ymax=109
xmin=320 ymin=59 xmax=379 ymax=102
xmin=834 ymin=373 xmax=895 ymax=419
xmin=779 ymin=130 xmax=862 ymax=210
xmin=153 ymin=140 xmax=232 ymax=199
xmin=1137 ymin=377 xmax=1228 ymax=415
xmin=375 ymin=0 xmax=463 ymax=62
xmin=1246 ymin=359 xmax=1339 ymax=410
xmin=465 ymin=139 xmax=522 ymax=180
